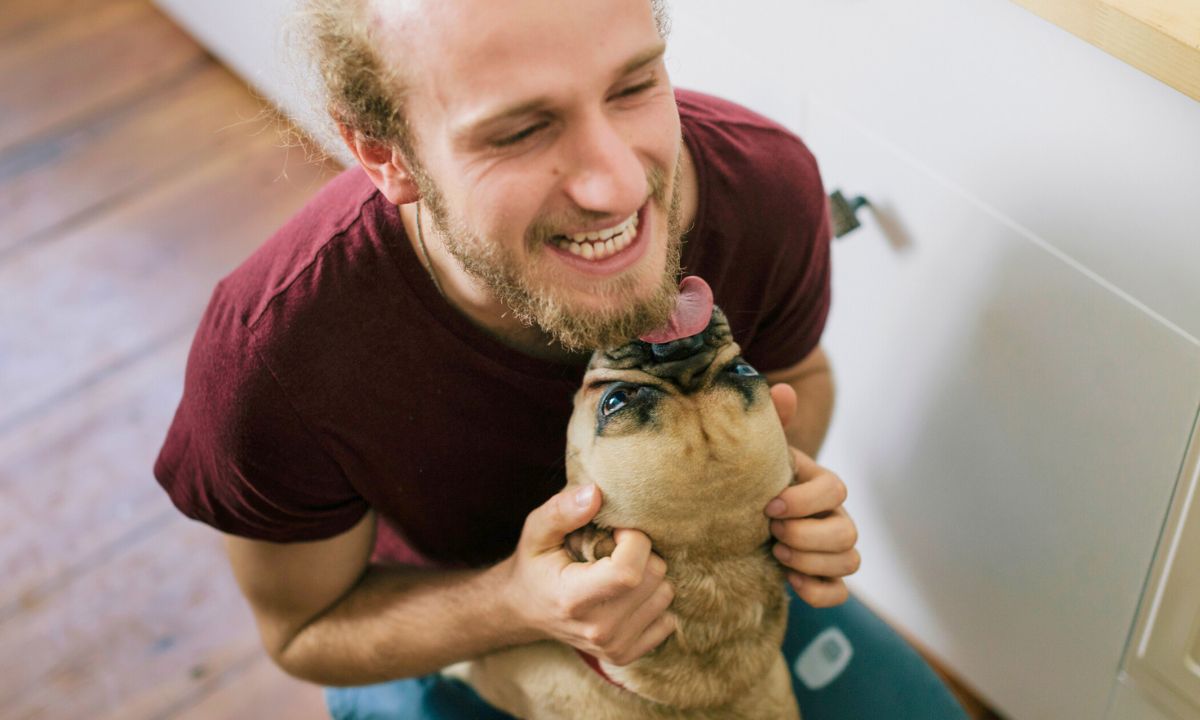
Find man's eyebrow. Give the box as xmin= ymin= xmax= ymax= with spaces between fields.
xmin=455 ymin=42 xmax=668 ymax=140
xmin=616 ymin=42 xmax=667 ymax=79
xmin=458 ymin=97 xmax=553 ymax=140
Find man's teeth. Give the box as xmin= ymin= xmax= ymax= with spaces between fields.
xmin=555 ymin=213 xmax=639 ymax=260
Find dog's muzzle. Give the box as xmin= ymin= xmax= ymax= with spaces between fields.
xmin=590 ymin=307 xmax=736 ymax=392
xmin=648 ymin=334 xmax=705 ymax=362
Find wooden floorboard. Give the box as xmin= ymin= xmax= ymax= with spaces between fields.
xmin=0 ymin=2 xmax=338 ymax=718
xmin=0 ymin=517 xmax=261 ymax=720
xmin=0 ymin=60 xmax=268 ymax=255
xmin=0 ymin=121 xmax=336 ymax=435
xmin=169 ymin=654 xmax=328 ymax=720
xmin=0 ymin=0 xmax=104 ymax=43
xmin=0 ymin=0 xmax=202 ymax=154
xmin=0 ymin=338 xmax=189 ymax=618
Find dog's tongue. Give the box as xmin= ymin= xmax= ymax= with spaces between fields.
xmin=639 ymin=276 xmax=714 ymax=344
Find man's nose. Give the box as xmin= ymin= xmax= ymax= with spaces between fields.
xmin=561 ymin=112 xmax=646 ymax=215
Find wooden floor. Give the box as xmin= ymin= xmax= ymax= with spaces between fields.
xmin=0 ymin=2 xmax=1003 ymax=719
xmin=0 ymin=1 xmax=338 ymax=718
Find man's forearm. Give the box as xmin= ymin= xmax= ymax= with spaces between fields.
xmin=776 ymin=354 xmax=834 ymax=460
xmin=276 ymin=558 xmax=531 ymax=685
xmin=785 ymin=367 xmax=834 ymax=459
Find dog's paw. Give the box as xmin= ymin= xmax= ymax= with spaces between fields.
xmin=564 ymin=524 xmax=616 ymax=562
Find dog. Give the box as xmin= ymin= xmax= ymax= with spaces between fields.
xmin=457 ymin=283 xmax=801 ymax=719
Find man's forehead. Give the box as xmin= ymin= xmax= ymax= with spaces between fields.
xmin=369 ymin=0 xmax=663 ymax=127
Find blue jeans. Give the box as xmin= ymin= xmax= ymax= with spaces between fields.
xmin=325 ymin=590 xmax=968 ymax=719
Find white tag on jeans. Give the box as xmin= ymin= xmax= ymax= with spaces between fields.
xmin=794 ymin=626 xmax=854 ymax=690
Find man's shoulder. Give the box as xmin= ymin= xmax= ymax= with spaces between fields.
xmin=677 ymin=89 xmax=824 ymax=230
xmin=185 ymin=164 xmax=417 ymax=422
xmin=155 ymin=170 xmax=380 ymax=545
xmin=676 ymin=88 xmax=820 ymax=196
xmin=215 ymin=167 xmax=390 ymax=331
xmin=676 ymin=88 xmax=793 ymax=135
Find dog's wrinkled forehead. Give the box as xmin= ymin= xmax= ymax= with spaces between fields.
xmin=588 ymin=307 xmax=734 ymax=391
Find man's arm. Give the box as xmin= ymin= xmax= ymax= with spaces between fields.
xmin=225 ymin=510 xmax=524 ymax=685
xmin=225 ymin=485 xmax=676 ymax=686
xmin=764 ymin=344 xmax=835 ymax=458
xmin=763 ymin=345 xmax=861 ymax=608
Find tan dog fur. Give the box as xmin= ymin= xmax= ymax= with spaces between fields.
xmin=458 ymin=309 xmax=801 ymax=719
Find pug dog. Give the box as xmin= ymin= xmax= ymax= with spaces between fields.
xmin=458 ymin=277 xmax=801 ymax=719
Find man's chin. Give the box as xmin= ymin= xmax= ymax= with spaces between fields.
xmin=526 ymin=276 xmax=679 ymax=352
xmin=514 ymin=205 xmax=683 ymax=350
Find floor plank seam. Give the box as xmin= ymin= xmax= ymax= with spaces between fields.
xmin=150 ymin=646 xmax=266 ymax=720
xmin=0 ymin=52 xmax=214 ymax=170
xmin=0 ymin=509 xmax=176 ymax=625
xmin=0 ymin=147 xmax=238 ymax=264
xmin=0 ymin=318 xmax=200 ymax=439
xmin=1 ymin=186 xmax=147 ymax=264
xmin=0 ymin=49 xmax=214 ymax=159
xmin=0 ymin=0 xmax=145 ymax=47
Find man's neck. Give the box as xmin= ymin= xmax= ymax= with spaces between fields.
xmin=398 ymin=144 xmax=700 ymax=364
xmin=399 ymin=205 xmax=584 ymax=363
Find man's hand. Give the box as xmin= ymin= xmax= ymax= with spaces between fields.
xmin=765 ymin=383 xmax=860 ymax=608
xmin=501 ymin=484 xmax=676 ymax=666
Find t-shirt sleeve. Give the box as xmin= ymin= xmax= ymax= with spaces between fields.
xmin=154 ymin=285 xmax=369 ymax=543
xmin=739 ymin=132 xmax=832 ymax=374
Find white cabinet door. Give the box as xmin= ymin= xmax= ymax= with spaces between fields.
xmin=1108 ymin=673 xmax=1181 ymax=720
xmin=1121 ymin=427 xmax=1200 ymax=719
xmin=809 ymin=98 xmax=1200 ymax=720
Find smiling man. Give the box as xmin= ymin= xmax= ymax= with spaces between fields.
xmin=155 ymin=0 xmax=966 ymax=717
xmin=348 ymin=0 xmax=687 ymax=358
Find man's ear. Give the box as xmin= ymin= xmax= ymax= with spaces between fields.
xmin=338 ymin=124 xmax=421 ymax=205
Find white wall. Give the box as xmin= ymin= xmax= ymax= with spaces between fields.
xmin=154 ymin=0 xmax=350 ymax=163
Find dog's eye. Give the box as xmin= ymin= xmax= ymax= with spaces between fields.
xmin=601 ymin=387 xmax=630 ymax=416
xmin=730 ymin=362 xmax=759 ymax=377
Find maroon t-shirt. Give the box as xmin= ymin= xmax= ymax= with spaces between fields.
xmin=154 ymin=89 xmax=831 ymax=568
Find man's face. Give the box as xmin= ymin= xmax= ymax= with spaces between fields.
xmin=379 ymin=0 xmax=685 ymax=350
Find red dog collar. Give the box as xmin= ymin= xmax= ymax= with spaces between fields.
xmin=574 ymin=649 xmax=628 ymax=691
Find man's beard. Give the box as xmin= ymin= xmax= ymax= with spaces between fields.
xmin=413 ymin=150 xmax=685 ymax=353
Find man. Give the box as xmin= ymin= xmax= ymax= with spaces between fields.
xmin=156 ymin=0 xmax=967 ymax=717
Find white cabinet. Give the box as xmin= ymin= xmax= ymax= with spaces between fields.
xmin=808 ymin=96 xmax=1200 ymax=719
xmin=1109 ymin=673 xmax=1181 ymax=720
xmin=1118 ymin=431 xmax=1200 ymax=719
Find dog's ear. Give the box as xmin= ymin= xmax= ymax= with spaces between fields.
xmin=564 ymin=524 xmax=616 ymax=562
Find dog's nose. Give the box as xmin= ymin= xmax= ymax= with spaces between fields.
xmin=649 ymin=334 xmax=705 ymax=362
